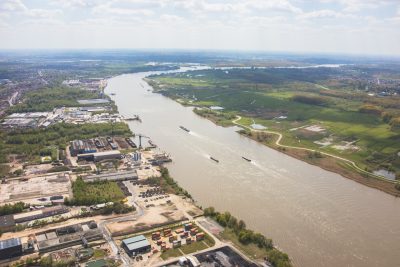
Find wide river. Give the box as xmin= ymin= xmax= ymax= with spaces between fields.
xmin=105 ymin=68 xmax=400 ymax=267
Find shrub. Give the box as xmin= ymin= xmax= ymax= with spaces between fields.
xmin=292 ymin=94 xmax=328 ymax=106
xmin=359 ymin=104 xmax=382 ymax=116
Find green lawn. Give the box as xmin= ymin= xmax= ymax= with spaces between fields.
xmin=70 ymin=177 xmax=125 ymax=206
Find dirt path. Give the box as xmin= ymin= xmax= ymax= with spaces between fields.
xmin=232 ymin=116 xmax=394 ymax=183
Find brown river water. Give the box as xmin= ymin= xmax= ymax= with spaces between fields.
xmin=105 ymin=68 xmax=400 ymax=267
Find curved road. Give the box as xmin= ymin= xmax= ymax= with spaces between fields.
xmin=232 ymin=116 xmax=392 ymax=182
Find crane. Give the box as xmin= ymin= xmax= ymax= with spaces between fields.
xmin=137 ymin=134 xmax=150 ymax=149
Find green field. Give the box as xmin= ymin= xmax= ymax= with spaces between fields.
xmin=69 ymin=177 xmax=125 ymax=206
xmin=150 ymin=68 xmax=400 ymax=180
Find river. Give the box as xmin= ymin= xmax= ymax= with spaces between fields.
xmin=105 ymin=68 xmax=400 ymax=267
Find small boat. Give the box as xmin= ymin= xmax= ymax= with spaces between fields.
xmin=125 ymin=115 xmax=141 ymax=121
xmin=210 ymin=156 xmax=219 ymax=163
xmin=242 ymin=156 xmax=251 ymax=162
xmin=110 ymin=93 xmax=116 ymax=96
xmin=179 ymin=126 xmax=190 ymax=132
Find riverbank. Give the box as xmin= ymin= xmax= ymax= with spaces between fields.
xmin=108 ymin=70 xmax=400 ymax=267
xmin=192 ymin=110 xmax=400 ymax=197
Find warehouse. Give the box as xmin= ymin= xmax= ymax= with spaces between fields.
xmin=36 ymin=221 xmax=102 ymax=253
xmin=70 ymin=140 xmax=97 ymax=156
xmin=0 ymin=215 xmax=16 ymax=232
xmin=0 ymin=238 xmax=22 ymax=260
xmin=77 ymin=99 xmax=110 ymax=105
xmin=77 ymin=150 xmax=121 ymax=162
xmin=121 ymin=235 xmax=151 ymax=256
xmin=13 ymin=206 xmax=69 ymax=223
xmin=83 ymin=170 xmax=138 ymax=182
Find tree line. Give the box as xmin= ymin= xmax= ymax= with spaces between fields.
xmin=0 ymin=202 xmax=26 ymax=216
xmin=203 ymin=207 xmax=292 ymax=267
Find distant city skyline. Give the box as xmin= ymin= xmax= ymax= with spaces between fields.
xmin=1 ymin=0 xmax=400 ymax=56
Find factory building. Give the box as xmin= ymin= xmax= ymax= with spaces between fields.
xmin=83 ymin=170 xmax=138 ymax=182
xmin=121 ymin=235 xmax=151 ymax=256
xmin=77 ymin=150 xmax=121 ymax=162
xmin=0 ymin=215 xmax=16 ymax=232
xmin=70 ymin=140 xmax=97 ymax=156
xmin=0 ymin=206 xmax=69 ymax=234
xmin=12 ymin=206 xmax=69 ymax=223
xmin=0 ymin=238 xmax=23 ymax=260
xmin=36 ymin=221 xmax=102 ymax=253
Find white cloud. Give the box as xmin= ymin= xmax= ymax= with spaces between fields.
xmin=92 ymin=3 xmax=154 ymax=16
xmin=27 ymin=8 xmax=62 ymax=19
xmin=0 ymin=0 xmax=27 ymax=12
xmin=299 ymin=9 xmax=351 ymax=19
xmin=245 ymin=0 xmax=302 ymax=14
xmin=320 ymin=0 xmax=397 ymax=13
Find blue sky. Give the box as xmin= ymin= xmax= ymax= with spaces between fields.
xmin=0 ymin=0 xmax=399 ymax=55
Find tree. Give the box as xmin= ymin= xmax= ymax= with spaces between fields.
xmin=227 ymin=216 xmax=238 ymax=229
xmin=203 ymin=207 xmax=216 ymax=217
xmin=237 ymin=219 xmax=246 ymax=231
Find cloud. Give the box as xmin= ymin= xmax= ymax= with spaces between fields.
xmin=172 ymin=0 xmax=302 ymax=15
xmin=299 ymin=9 xmax=351 ymax=19
xmin=320 ymin=0 xmax=397 ymax=13
xmin=0 ymin=0 xmax=27 ymax=12
xmin=245 ymin=0 xmax=302 ymax=14
xmin=92 ymin=2 xmax=155 ymax=16
xmin=27 ymin=9 xmax=62 ymax=19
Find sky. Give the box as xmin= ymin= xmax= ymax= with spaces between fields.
xmin=0 ymin=0 xmax=400 ymax=56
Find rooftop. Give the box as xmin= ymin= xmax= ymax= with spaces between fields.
xmin=0 ymin=215 xmax=15 ymax=227
xmin=126 ymin=239 xmax=150 ymax=251
xmin=0 ymin=238 xmax=21 ymax=250
xmin=122 ymin=235 xmax=146 ymax=246
xmin=78 ymin=99 xmax=110 ymax=105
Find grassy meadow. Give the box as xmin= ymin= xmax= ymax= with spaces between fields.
xmin=150 ymin=67 xmax=400 ymax=181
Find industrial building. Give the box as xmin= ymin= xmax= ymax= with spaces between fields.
xmin=77 ymin=150 xmax=121 ymax=162
xmin=77 ymin=99 xmax=110 ymax=105
xmin=0 ymin=215 xmax=16 ymax=232
xmin=1 ymin=112 xmax=51 ymax=129
xmin=0 ymin=206 xmax=69 ymax=231
xmin=13 ymin=206 xmax=69 ymax=223
xmin=36 ymin=221 xmax=103 ymax=253
xmin=121 ymin=235 xmax=151 ymax=256
xmin=83 ymin=170 xmax=138 ymax=182
xmin=0 ymin=238 xmax=22 ymax=260
xmin=70 ymin=139 xmax=97 ymax=156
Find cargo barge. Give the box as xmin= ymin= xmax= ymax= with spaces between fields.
xmin=179 ymin=126 xmax=190 ymax=132
xmin=210 ymin=156 xmax=219 ymax=163
xmin=125 ymin=137 xmax=137 ymax=148
xmin=242 ymin=156 xmax=251 ymax=162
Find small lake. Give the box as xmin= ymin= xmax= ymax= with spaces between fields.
xmin=373 ymin=169 xmax=396 ymax=180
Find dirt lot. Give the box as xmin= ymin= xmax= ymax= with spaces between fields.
xmin=0 ymin=173 xmax=71 ymax=204
xmin=107 ymin=203 xmax=186 ymax=237
xmin=107 ymin=184 xmax=192 ymax=236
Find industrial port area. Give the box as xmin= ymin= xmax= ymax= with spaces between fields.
xmin=0 ymin=73 xmax=260 ymax=267
xmin=0 ymin=145 xmax=256 ymax=267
